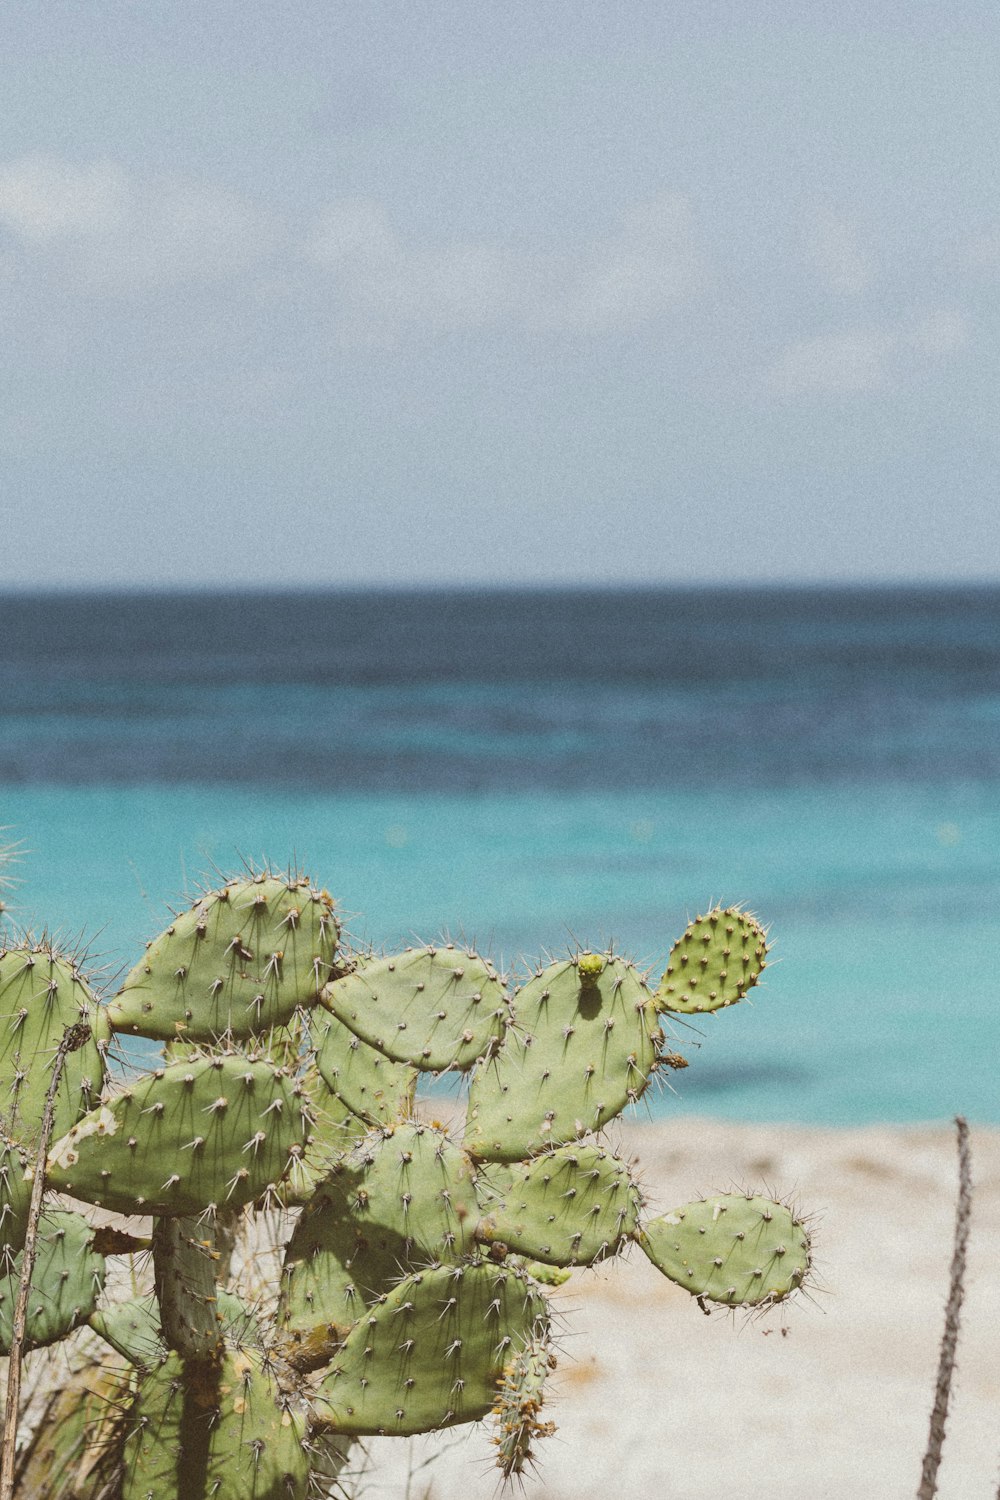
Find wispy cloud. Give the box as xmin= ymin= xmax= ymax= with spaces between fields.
xmin=0 ymin=155 xmax=277 ymax=291
xmin=765 ymin=308 xmax=967 ymax=397
xmin=304 ymin=193 xmax=701 ymax=338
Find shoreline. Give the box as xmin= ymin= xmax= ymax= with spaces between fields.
xmin=367 ymin=1115 xmax=1000 ymax=1500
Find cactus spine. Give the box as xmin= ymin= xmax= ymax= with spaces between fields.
xmin=0 ymin=873 xmax=810 ymax=1494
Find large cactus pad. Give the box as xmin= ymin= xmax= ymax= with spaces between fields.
xmin=465 ymin=955 xmax=662 ymax=1161
xmin=46 ymin=1053 xmax=309 ymax=1215
xmin=321 ymin=945 xmax=509 ymax=1072
xmin=109 ymin=874 xmax=339 ymax=1042
xmin=122 ymin=1349 xmax=309 ymax=1500
xmin=474 ymin=1142 xmax=642 ymax=1266
xmin=314 ymin=1262 xmax=549 ymax=1436
xmin=639 ymin=1192 xmax=811 ymax=1307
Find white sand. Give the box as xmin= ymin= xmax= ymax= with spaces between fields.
xmin=360 ymin=1117 xmax=1000 ymax=1500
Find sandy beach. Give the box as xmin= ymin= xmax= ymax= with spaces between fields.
xmin=360 ymin=1116 xmax=1000 ymax=1500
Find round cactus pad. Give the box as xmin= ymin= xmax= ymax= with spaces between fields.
xmin=639 ymin=1192 xmax=811 ymax=1306
xmin=465 ymin=955 xmax=662 ymax=1161
xmin=314 ymin=1262 xmax=549 ymax=1436
xmin=313 ymin=1010 xmax=417 ymax=1126
xmin=655 ymin=907 xmax=768 ymax=1014
xmin=109 ymin=874 xmax=339 ymax=1042
xmin=0 ymin=1210 xmax=105 ymax=1354
xmin=45 ymin=1053 xmax=309 ymax=1215
xmin=122 ymin=1349 xmax=309 ymax=1500
xmin=321 ymin=946 xmax=509 ymax=1072
xmin=279 ymin=1122 xmax=479 ymax=1340
xmin=0 ymin=945 xmax=108 ymax=1146
xmin=474 ymin=1142 xmax=642 ymax=1265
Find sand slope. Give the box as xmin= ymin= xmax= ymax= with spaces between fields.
xmin=359 ymin=1117 xmax=1000 ymax=1500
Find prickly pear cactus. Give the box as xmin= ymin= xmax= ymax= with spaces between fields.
xmin=1 ymin=867 xmax=812 ymax=1497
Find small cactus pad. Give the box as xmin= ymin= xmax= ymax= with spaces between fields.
xmin=490 ymin=1336 xmax=557 ymax=1479
xmin=654 ymin=907 xmax=768 ymax=1014
xmin=45 ymin=1053 xmax=309 ymax=1215
xmin=465 ymin=955 xmax=662 ymax=1161
xmin=0 ymin=1209 xmax=105 ymax=1353
xmin=0 ymin=1137 xmax=31 ymax=1258
xmin=313 ymin=1263 xmax=549 ymax=1436
xmin=108 ymin=874 xmax=339 ymax=1042
xmin=475 ymin=1142 xmax=642 ymax=1266
xmin=122 ymin=1349 xmax=309 ymax=1500
xmin=279 ymin=1122 xmax=479 ymax=1341
xmin=638 ymin=1192 xmax=811 ymax=1307
xmin=313 ymin=1011 xmax=417 ymax=1126
xmin=0 ymin=944 xmax=108 ymax=1144
xmin=321 ymin=946 xmax=509 ymax=1072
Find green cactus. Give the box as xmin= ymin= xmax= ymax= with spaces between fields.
xmin=0 ymin=872 xmax=813 ymax=1496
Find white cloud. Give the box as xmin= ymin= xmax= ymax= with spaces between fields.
xmin=304 ymin=193 xmax=701 ymax=338
xmin=904 ymin=307 xmax=968 ymax=355
xmin=765 ymin=306 xmax=968 ymax=397
xmin=804 ymin=209 xmax=872 ymax=297
xmin=0 ymin=155 xmax=277 ymax=291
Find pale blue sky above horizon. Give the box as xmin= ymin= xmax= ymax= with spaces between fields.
xmin=2 ymin=3 xmax=999 ymax=587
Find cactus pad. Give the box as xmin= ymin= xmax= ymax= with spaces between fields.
xmin=0 ymin=1209 xmax=105 ymax=1353
xmin=321 ymin=945 xmax=509 ymax=1072
xmin=465 ymin=955 xmax=662 ymax=1161
xmin=313 ymin=1010 xmax=417 ymax=1125
xmin=314 ymin=1262 xmax=549 ymax=1436
xmin=46 ymin=1053 xmax=309 ymax=1215
xmin=638 ymin=1192 xmax=811 ymax=1306
xmin=279 ymin=1122 xmax=479 ymax=1343
xmin=122 ymin=1348 xmax=309 ymax=1500
xmin=0 ymin=943 xmax=108 ymax=1147
xmin=654 ymin=907 xmax=768 ymax=1014
xmin=109 ymin=874 xmax=339 ymax=1042
xmin=475 ymin=1142 xmax=642 ymax=1265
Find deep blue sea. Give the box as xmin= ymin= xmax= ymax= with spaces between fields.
xmin=1 ymin=585 xmax=998 ymax=1125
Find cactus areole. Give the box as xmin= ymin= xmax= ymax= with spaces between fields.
xmin=0 ymin=877 xmax=810 ymax=1496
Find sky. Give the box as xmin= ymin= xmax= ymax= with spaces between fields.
xmin=2 ymin=2 xmax=999 ymax=588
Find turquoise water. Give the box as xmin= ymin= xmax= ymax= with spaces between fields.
xmin=3 ymin=777 xmax=997 ymax=1125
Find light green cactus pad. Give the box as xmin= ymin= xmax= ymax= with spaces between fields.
xmin=474 ymin=1142 xmax=642 ymax=1266
xmin=279 ymin=1122 xmax=479 ymax=1341
xmin=313 ymin=1263 xmax=549 ymax=1436
xmin=122 ymin=1348 xmax=309 ymax=1500
xmin=108 ymin=874 xmax=339 ymax=1042
xmin=313 ymin=1010 xmax=417 ymax=1126
xmin=281 ymin=1064 xmax=370 ymax=1206
xmin=0 ymin=944 xmax=109 ymax=1147
xmin=654 ymin=907 xmax=768 ymax=1014
xmin=320 ymin=945 xmax=509 ymax=1072
xmin=638 ymin=1192 xmax=811 ymax=1306
xmin=465 ymin=955 xmax=663 ymax=1161
xmin=0 ymin=1209 xmax=105 ymax=1353
xmin=45 ymin=1053 xmax=309 ymax=1215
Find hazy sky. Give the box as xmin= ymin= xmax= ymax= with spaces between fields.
xmin=3 ymin=3 xmax=999 ymax=586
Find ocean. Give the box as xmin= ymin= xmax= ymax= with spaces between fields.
xmin=1 ymin=585 xmax=998 ymax=1126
